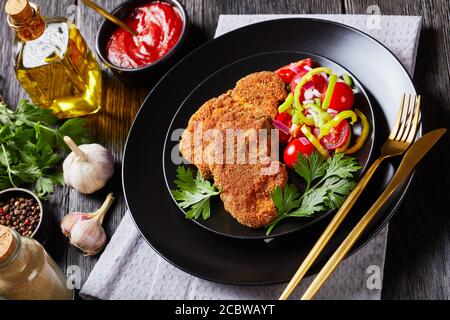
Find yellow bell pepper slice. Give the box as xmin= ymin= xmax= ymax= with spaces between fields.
xmin=321 ymin=74 xmax=338 ymax=110
xmin=318 ymin=110 xmax=358 ymax=139
xmin=300 ymin=125 xmax=329 ymax=159
xmin=278 ymin=93 xmax=294 ymax=113
xmin=292 ymin=109 xmax=315 ymax=127
xmin=293 ymin=67 xmax=333 ymax=110
xmin=345 ymin=108 xmax=370 ymax=155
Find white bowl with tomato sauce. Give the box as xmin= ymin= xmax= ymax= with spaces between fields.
xmin=96 ymin=0 xmax=188 ymax=85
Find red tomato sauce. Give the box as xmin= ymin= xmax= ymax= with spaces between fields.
xmin=106 ymin=1 xmax=183 ymax=69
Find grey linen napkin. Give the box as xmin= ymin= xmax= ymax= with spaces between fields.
xmin=81 ymin=14 xmax=421 ymax=300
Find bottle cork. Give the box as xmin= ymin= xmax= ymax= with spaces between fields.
xmin=5 ymin=0 xmax=34 ymax=25
xmin=5 ymin=0 xmax=45 ymax=41
xmin=0 ymin=225 xmax=16 ymax=265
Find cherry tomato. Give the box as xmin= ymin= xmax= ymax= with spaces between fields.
xmin=322 ymin=82 xmax=354 ymax=111
xmin=321 ymin=120 xmax=351 ymax=150
xmin=283 ymin=137 xmax=316 ymax=168
xmin=276 ymin=58 xmax=313 ymax=84
xmin=274 ymin=112 xmax=292 ymax=144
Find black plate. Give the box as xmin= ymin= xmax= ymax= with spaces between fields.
xmin=123 ymin=18 xmax=417 ymax=285
xmin=162 ymin=51 xmax=376 ymax=239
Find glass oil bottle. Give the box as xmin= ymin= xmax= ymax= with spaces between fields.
xmin=6 ymin=0 xmax=102 ymax=119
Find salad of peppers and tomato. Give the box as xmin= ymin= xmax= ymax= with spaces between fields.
xmin=273 ymin=58 xmax=370 ymax=168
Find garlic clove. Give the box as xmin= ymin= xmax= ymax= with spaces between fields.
xmin=60 ymin=193 xmax=115 ymax=256
xmin=69 ymin=219 xmax=107 ymax=256
xmin=63 ymin=136 xmax=114 ymax=194
xmin=60 ymin=212 xmax=91 ymax=237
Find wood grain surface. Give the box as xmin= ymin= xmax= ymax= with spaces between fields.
xmin=0 ymin=0 xmax=448 ymax=300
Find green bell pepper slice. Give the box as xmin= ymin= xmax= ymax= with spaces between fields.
xmin=305 ymin=104 xmax=332 ymax=127
xmin=321 ymin=74 xmax=338 ymax=110
xmin=343 ymin=74 xmax=354 ymax=88
xmin=292 ymin=109 xmax=315 ymax=127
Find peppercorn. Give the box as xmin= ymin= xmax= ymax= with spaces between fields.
xmin=0 ymin=197 xmax=40 ymax=237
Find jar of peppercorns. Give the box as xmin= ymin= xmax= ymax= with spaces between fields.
xmin=0 ymin=188 xmax=48 ymax=243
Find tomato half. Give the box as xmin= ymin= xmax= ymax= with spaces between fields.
xmin=322 ymin=82 xmax=354 ymax=112
xmin=274 ymin=112 xmax=292 ymax=144
xmin=276 ymin=58 xmax=313 ymax=84
xmin=321 ymin=120 xmax=351 ymax=150
xmin=283 ymin=137 xmax=316 ymax=168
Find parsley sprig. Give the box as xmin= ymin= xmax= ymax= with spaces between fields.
xmin=171 ymin=166 xmax=220 ymax=220
xmin=266 ymin=152 xmax=361 ymax=235
xmin=0 ymin=100 xmax=91 ymax=198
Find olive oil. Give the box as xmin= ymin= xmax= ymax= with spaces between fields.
xmin=6 ymin=1 xmax=102 ymax=119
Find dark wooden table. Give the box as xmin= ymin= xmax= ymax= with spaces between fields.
xmin=0 ymin=0 xmax=448 ymax=300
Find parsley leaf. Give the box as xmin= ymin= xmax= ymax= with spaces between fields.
xmin=293 ymin=151 xmax=327 ymax=190
xmin=0 ymin=100 xmax=91 ymax=198
xmin=323 ymin=153 xmax=361 ymax=180
xmin=57 ymin=118 xmax=92 ymax=148
xmin=266 ymin=152 xmax=361 ymax=235
xmin=266 ymin=184 xmax=304 ymax=235
xmin=14 ymin=99 xmax=57 ymax=126
xmin=271 ymin=184 xmax=302 ymax=217
xmin=171 ymin=166 xmax=220 ymax=220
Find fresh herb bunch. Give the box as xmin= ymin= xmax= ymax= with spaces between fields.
xmin=0 ymin=100 xmax=91 ymax=198
xmin=267 ymin=152 xmax=361 ymax=235
xmin=171 ymin=166 xmax=220 ymax=220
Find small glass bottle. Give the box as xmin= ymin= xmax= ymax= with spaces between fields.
xmin=0 ymin=225 xmax=73 ymax=300
xmin=5 ymin=0 xmax=102 ymax=119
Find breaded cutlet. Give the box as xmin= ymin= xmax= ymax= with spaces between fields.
xmin=179 ymin=71 xmax=288 ymax=228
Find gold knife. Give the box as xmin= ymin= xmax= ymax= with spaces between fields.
xmin=301 ymin=128 xmax=447 ymax=300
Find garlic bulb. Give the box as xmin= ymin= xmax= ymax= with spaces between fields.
xmin=60 ymin=212 xmax=90 ymax=237
xmin=70 ymin=219 xmax=107 ymax=256
xmin=63 ymin=136 xmax=114 ymax=194
xmin=60 ymin=193 xmax=115 ymax=256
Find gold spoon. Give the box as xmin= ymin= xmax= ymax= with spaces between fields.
xmin=80 ymin=0 xmax=137 ymax=36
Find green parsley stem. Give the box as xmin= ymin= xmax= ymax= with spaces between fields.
xmin=297 ymin=174 xmax=330 ymax=204
xmin=1 ymin=143 xmax=17 ymax=188
xmin=266 ymin=216 xmax=285 ymax=236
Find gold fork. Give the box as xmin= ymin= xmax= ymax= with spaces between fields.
xmin=279 ymin=94 xmax=421 ymax=300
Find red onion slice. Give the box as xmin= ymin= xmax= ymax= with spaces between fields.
xmin=312 ymin=89 xmax=322 ymax=98
xmin=304 ymin=88 xmax=314 ymax=100
xmin=327 ymin=108 xmax=339 ymax=117
xmin=289 ymin=63 xmax=301 ymax=74
xmin=290 ymin=123 xmax=298 ymax=132
xmin=292 ymin=76 xmax=302 ymax=86
xmin=320 ymin=72 xmax=329 ymax=79
xmin=273 ymin=119 xmax=290 ymax=135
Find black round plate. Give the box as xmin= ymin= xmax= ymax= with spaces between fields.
xmin=162 ymin=51 xmax=376 ymax=239
xmin=123 ymin=18 xmax=417 ymax=285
